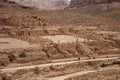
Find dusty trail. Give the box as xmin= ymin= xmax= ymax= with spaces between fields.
xmin=0 ymin=55 xmax=119 ymax=72
xmin=47 ymin=67 xmax=120 ymax=80
xmin=47 ymin=70 xmax=97 ymax=80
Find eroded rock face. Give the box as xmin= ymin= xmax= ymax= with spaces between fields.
xmin=9 ymin=0 xmax=71 ymax=10
xmin=69 ymin=0 xmax=120 ymax=8
xmin=0 ymin=13 xmax=48 ymax=27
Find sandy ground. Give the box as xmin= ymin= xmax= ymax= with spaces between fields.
xmin=0 ymin=38 xmax=39 ymax=50
xmin=42 ymin=35 xmax=93 ymax=43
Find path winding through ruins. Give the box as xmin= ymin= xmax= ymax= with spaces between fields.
xmin=0 ymin=55 xmax=119 ymax=72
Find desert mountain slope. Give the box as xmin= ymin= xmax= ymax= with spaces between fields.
xmin=0 ymin=0 xmax=120 ymax=31
xmin=9 ymin=0 xmax=71 ymax=10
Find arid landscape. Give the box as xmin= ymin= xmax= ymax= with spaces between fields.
xmin=0 ymin=0 xmax=120 ymax=80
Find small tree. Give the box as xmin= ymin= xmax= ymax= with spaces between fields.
xmin=19 ymin=51 xmax=26 ymax=58
xmin=101 ymin=63 xmax=107 ymax=67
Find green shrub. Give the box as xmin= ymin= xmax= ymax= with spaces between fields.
xmin=19 ymin=51 xmax=26 ymax=58
xmin=101 ymin=63 xmax=107 ymax=67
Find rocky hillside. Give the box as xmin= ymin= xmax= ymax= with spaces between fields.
xmin=69 ymin=0 xmax=120 ymax=8
xmin=9 ymin=0 xmax=71 ymax=10
xmin=0 ymin=1 xmax=50 ymax=28
xmin=0 ymin=0 xmax=120 ymax=31
xmin=0 ymin=13 xmax=48 ymax=28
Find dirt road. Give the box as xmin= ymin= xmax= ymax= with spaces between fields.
xmin=47 ymin=67 xmax=120 ymax=80
xmin=1 ymin=56 xmax=119 ymax=72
